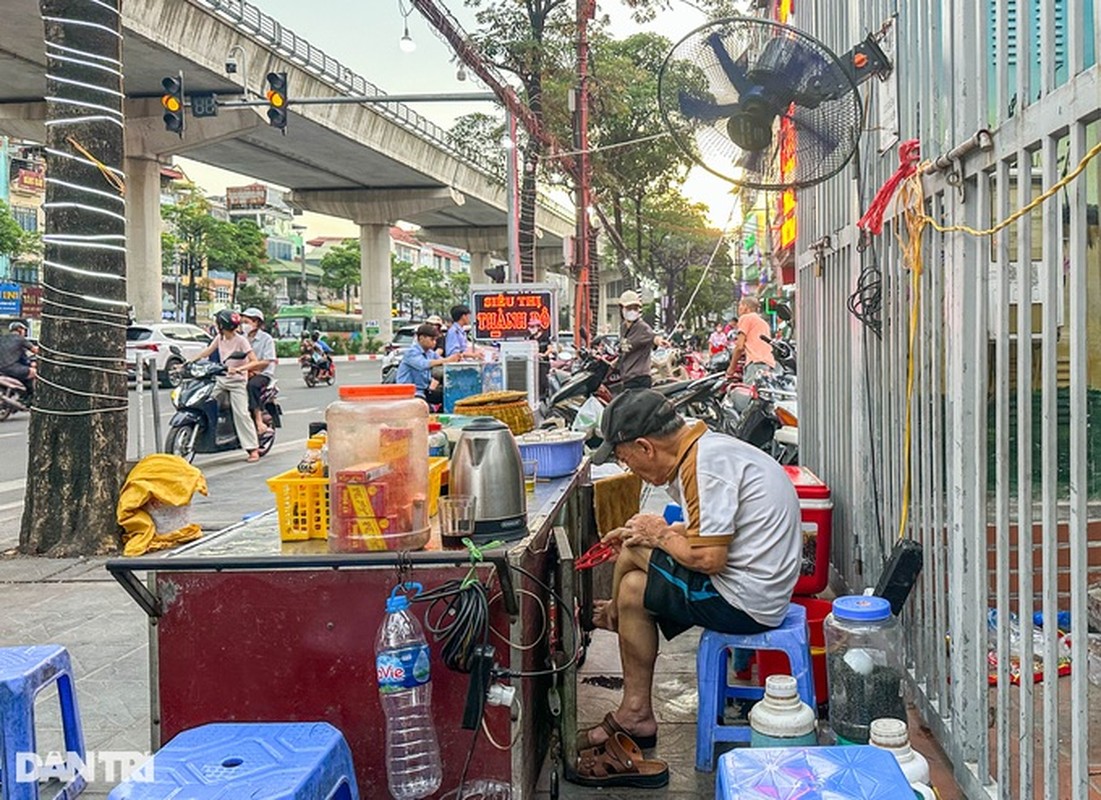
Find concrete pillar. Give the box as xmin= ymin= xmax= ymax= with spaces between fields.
xmin=470 ymin=251 xmax=493 ymax=283
xmin=125 ymin=155 xmax=163 ymax=322
xmin=360 ymin=223 xmax=392 ymax=344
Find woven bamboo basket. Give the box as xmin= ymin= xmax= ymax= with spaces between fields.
xmin=453 ymin=390 xmax=535 ymax=435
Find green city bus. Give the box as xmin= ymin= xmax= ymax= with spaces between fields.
xmin=272 ymin=305 xmax=361 ymax=341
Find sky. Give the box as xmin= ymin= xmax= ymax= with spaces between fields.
xmin=178 ymin=0 xmax=743 ymax=238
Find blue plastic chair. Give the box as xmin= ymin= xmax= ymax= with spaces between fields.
xmin=108 ymin=722 xmax=358 ymax=800
xmin=695 ymin=603 xmax=815 ymax=771
xmin=0 ymin=645 xmax=86 ymax=800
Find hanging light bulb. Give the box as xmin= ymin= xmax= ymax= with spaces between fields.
xmin=456 ymin=63 xmax=467 ymax=81
xmin=399 ymin=20 xmax=416 ymax=53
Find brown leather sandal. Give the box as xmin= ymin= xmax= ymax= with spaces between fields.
xmin=576 ymin=711 xmax=658 ymax=751
xmin=572 ymin=731 xmax=669 ymax=788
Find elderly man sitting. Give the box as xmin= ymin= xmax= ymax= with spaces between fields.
xmin=577 ymin=389 xmax=802 ymax=770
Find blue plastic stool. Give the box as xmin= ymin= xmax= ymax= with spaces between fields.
xmin=716 ymin=745 xmax=915 ymax=799
xmin=108 ymin=722 xmax=358 ymax=799
xmin=0 ymin=645 xmax=87 ymax=800
xmin=695 ymin=603 xmax=815 ymax=771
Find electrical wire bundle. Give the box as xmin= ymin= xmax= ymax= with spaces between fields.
xmin=414 ymin=577 xmax=490 ymax=673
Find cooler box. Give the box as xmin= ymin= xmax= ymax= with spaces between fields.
xmin=785 ymin=465 xmax=832 ymax=596
xmin=716 ymin=746 xmax=914 ymax=799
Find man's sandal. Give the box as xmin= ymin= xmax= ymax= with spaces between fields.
xmin=576 ymin=711 xmax=657 ymax=751
xmin=572 ymin=731 xmax=669 ymax=788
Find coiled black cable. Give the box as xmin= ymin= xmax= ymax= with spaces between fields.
xmin=414 ymin=578 xmax=489 ymax=673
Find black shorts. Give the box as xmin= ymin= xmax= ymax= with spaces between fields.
xmin=643 ymin=550 xmax=773 ymax=640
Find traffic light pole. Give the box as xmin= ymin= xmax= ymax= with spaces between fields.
xmin=216 ymin=92 xmax=496 ymax=108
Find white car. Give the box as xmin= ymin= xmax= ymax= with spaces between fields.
xmin=127 ymin=323 xmax=212 ymax=388
xmin=380 ymin=325 xmax=420 ymax=382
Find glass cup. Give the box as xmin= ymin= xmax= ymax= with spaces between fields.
xmin=522 ymin=459 xmax=538 ymax=493
xmin=438 ymin=496 xmax=477 ymax=541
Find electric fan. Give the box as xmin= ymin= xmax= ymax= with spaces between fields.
xmin=658 ymin=16 xmax=891 ymax=190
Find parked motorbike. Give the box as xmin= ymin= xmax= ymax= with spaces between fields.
xmin=301 ymin=351 xmax=336 ymax=387
xmin=0 ymin=374 xmax=31 ymax=422
xmin=165 ymin=352 xmax=282 ymax=463
xmin=540 ymin=347 xmax=615 ymax=425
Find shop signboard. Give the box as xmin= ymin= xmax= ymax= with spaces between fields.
xmin=15 ymin=168 xmax=45 ymax=194
xmin=470 ymin=283 xmax=557 ymax=341
xmin=225 ymin=184 xmax=267 ymax=209
xmin=0 ymin=282 xmax=20 ymax=316
xmin=20 ymin=285 xmax=42 ymax=319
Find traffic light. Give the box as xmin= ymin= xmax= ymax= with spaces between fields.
xmin=265 ymin=72 xmax=288 ymax=130
xmin=161 ymin=74 xmax=185 ymax=136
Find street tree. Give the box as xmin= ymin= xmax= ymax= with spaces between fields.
xmin=22 ymin=0 xmax=127 ymax=556
xmin=449 ymin=271 xmax=471 ymax=308
xmin=622 ymin=189 xmax=729 ymax=329
xmin=391 ymin=256 xmax=418 ymax=318
xmin=463 ymin=0 xmax=575 ymax=281
xmin=0 ymin=200 xmax=37 ymax=260
xmin=448 ymin=113 xmax=506 ymax=175
xmin=319 ymin=238 xmax=361 ymax=312
xmin=206 ymin=219 xmax=268 ymax=306
xmin=162 ymin=189 xmax=217 ymax=323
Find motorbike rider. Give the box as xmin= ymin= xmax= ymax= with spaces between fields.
xmin=0 ymin=320 xmax=36 ymax=394
xmin=239 ymin=308 xmax=277 ymax=437
xmin=310 ymin=331 xmax=334 ymax=375
xmin=726 ymin=295 xmax=776 ymax=384
xmin=527 ymin=314 xmax=554 ymax=397
xmin=187 ymin=310 xmax=261 ymax=462
xmin=617 ymin=290 xmax=655 ymax=390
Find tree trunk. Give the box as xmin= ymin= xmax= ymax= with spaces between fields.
xmin=21 ymin=0 xmax=127 ymax=556
xmin=518 ymin=142 xmax=540 ymax=283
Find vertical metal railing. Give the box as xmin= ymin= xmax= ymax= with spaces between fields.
xmin=799 ymin=0 xmax=1098 ymax=797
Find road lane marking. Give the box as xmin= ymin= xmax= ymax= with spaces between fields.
xmin=0 ymin=500 xmax=23 ymax=512
xmin=0 ymin=431 xmax=24 ymax=439
xmin=0 ymin=478 xmax=26 ymax=493
xmin=281 ymin=408 xmax=320 ymax=416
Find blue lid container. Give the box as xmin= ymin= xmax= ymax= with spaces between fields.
xmin=716 ymin=745 xmax=914 ymax=799
xmin=832 ymin=595 xmax=892 ymax=622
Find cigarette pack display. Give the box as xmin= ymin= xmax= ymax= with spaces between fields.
xmin=336 ymin=483 xmax=388 ymax=519
xmin=335 ymin=462 xmax=390 ymax=485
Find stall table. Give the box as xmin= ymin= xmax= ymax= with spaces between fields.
xmin=107 ymin=465 xmax=594 ymax=799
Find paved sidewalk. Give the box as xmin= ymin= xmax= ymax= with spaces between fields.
xmin=0 ymin=556 xmax=149 ymax=798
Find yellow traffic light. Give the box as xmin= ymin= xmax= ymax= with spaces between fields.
xmin=266 ymin=90 xmax=285 ymax=108
xmin=162 ymin=95 xmax=181 ymax=112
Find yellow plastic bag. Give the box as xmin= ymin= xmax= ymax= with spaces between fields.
xmin=118 ymin=454 xmax=208 ymax=556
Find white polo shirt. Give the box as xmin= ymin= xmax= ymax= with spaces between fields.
xmin=664 ymin=423 xmax=802 ymax=627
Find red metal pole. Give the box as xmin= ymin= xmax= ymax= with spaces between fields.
xmin=573 ymin=0 xmax=594 ymax=347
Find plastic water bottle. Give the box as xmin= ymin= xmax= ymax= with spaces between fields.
xmin=376 ymin=583 xmax=442 ymax=800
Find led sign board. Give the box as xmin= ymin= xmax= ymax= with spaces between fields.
xmin=470 ymin=283 xmax=557 ymax=341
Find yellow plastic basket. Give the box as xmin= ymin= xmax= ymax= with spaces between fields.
xmin=428 ymin=456 xmax=448 ymax=517
xmin=267 ymin=469 xmax=329 ymax=541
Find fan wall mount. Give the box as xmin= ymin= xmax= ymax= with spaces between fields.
xmin=658 ymin=17 xmax=892 ymax=191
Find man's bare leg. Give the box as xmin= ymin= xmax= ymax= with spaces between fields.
xmin=583 ymin=547 xmax=659 ymax=747
xmin=593 ymin=544 xmax=649 ymax=631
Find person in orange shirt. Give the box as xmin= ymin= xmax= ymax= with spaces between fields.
xmin=727 ymin=296 xmax=776 ymax=384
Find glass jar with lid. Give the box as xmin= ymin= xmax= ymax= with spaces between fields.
xmin=326 ymin=385 xmax=429 ymax=552
xmin=824 ymin=595 xmax=907 ymax=744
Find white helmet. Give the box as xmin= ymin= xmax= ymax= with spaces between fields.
xmin=241 ymin=307 xmax=264 ymax=322
xmin=8 ymin=321 xmax=27 ymax=333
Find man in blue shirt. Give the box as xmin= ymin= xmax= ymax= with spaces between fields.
xmin=445 ymin=304 xmax=472 ymax=357
xmin=397 ymin=323 xmax=459 ymax=405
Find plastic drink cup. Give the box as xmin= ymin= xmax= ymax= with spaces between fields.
xmin=438 ymin=496 xmax=477 ymax=541
xmin=523 ymin=459 xmax=538 ymax=493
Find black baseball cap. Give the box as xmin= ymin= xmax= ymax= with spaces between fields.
xmin=591 ymin=389 xmax=681 ymax=465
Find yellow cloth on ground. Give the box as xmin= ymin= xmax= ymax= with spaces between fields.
xmin=118 ymin=454 xmax=208 ymax=556
xmin=593 ymin=472 xmax=642 ymax=535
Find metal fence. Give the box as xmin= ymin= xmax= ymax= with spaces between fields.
xmin=186 ymin=0 xmax=575 ymax=225
xmin=795 ymin=1 xmax=1099 ymax=797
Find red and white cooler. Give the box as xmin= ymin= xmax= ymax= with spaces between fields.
xmin=784 ymin=465 xmax=832 ymax=596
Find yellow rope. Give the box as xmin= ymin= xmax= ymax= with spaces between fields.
xmin=922 ymin=137 xmax=1101 ymax=237
xmin=65 ymin=136 xmax=126 ymax=196
xmin=893 ymin=135 xmax=1100 ymax=540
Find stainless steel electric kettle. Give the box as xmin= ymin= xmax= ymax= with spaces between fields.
xmin=449 ymin=417 xmax=527 ymax=542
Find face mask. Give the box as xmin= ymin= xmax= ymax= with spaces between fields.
xmin=624 ymin=310 xmax=640 ymax=322
xmin=243 ymin=323 xmax=256 ymax=334
xmin=528 ymin=327 xmax=540 ymax=335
